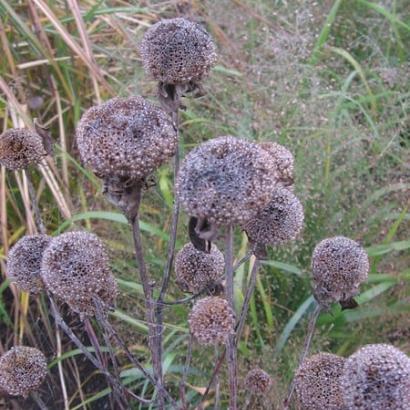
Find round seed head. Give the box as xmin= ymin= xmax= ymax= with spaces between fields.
xmin=244 ymin=367 xmax=273 ymax=395
xmin=0 ymin=346 xmax=47 ymax=398
xmin=140 ymin=18 xmax=217 ymax=85
xmin=41 ymin=231 xmax=118 ymax=318
xmin=0 ymin=128 xmax=46 ymax=170
xmin=76 ymin=96 xmax=177 ymax=180
xmin=7 ymin=234 xmax=51 ymax=294
xmin=242 ymin=187 xmax=304 ymax=246
xmin=188 ymin=296 xmax=235 ymax=345
xmin=311 ymin=236 xmax=369 ymax=307
xmin=341 ymin=344 xmax=410 ymax=410
xmin=295 ymin=352 xmax=346 ymax=410
xmin=177 ymin=136 xmax=279 ymax=226
xmin=175 ymin=242 xmax=225 ymax=294
xmin=260 ymin=142 xmax=294 ymax=189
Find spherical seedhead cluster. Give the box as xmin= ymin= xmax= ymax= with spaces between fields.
xmin=177 ymin=136 xmax=279 ymax=226
xmin=188 ymin=296 xmax=235 ymax=345
xmin=41 ymin=231 xmax=117 ymax=318
xmin=0 ymin=128 xmax=46 ymax=170
xmin=244 ymin=367 xmax=273 ymax=395
xmin=295 ymin=352 xmax=346 ymax=410
xmin=175 ymin=242 xmax=225 ymax=294
xmin=7 ymin=234 xmax=51 ymax=294
xmin=0 ymin=346 xmax=47 ymax=398
xmin=140 ymin=18 xmax=217 ymax=85
xmin=76 ymin=96 xmax=177 ymax=180
xmin=260 ymin=142 xmax=294 ymax=189
xmin=311 ymin=236 xmax=369 ymax=307
xmin=341 ymin=344 xmax=410 ymax=410
xmin=242 ymin=187 xmax=304 ymax=246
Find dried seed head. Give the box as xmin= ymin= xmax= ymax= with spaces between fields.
xmin=242 ymin=187 xmax=304 ymax=246
xmin=140 ymin=18 xmax=217 ymax=85
xmin=7 ymin=234 xmax=51 ymax=294
xmin=188 ymin=296 xmax=235 ymax=345
xmin=177 ymin=136 xmax=279 ymax=225
xmin=260 ymin=142 xmax=294 ymax=189
xmin=76 ymin=96 xmax=177 ymax=180
xmin=341 ymin=344 xmax=410 ymax=410
xmin=175 ymin=242 xmax=225 ymax=294
xmin=311 ymin=236 xmax=369 ymax=307
xmin=41 ymin=231 xmax=118 ymax=318
xmin=244 ymin=367 xmax=273 ymax=395
xmin=0 ymin=346 xmax=47 ymax=398
xmin=295 ymin=352 xmax=346 ymax=410
xmin=0 ymin=128 xmax=46 ymax=170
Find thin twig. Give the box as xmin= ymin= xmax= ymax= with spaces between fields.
xmin=179 ymin=334 xmax=193 ymax=409
xmin=31 ymin=391 xmax=48 ymax=410
xmin=25 ymin=172 xmax=46 ymax=234
xmin=214 ymin=345 xmax=220 ymax=410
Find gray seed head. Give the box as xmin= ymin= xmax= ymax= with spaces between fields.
xmin=176 ymin=136 xmax=279 ymax=226
xmin=140 ymin=17 xmax=217 ymax=85
xmin=311 ymin=236 xmax=369 ymax=307
xmin=244 ymin=367 xmax=273 ymax=395
xmin=0 ymin=128 xmax=46 ymax=170
xmin=188 ymin=296 xmax=235 ymax=345
xmin=76 ymin=96 xmax=177 ymax=180
xmin=41 ymin=231 xmax=118 ymax=318
xmin=0 ymin=346 xmax=47 ymax=398
xmin=242 ymin=187 xmax=304 ymax=246
xmin=341 ymin=344 xmax=410 ymax=410
xmin=7 ymin=234 xmax=51 ymax=294
xmin=295 ymin=352 xmax=346 ymax=410
xmin=175 ymin=242 xmax=225 ymax=294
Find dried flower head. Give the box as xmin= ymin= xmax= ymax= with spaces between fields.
xmin=244 ymin=367 xmax=273 ymax=395
xmin=311 ymin=236 xmax=369 ymax=307
xmin=295 ymin=352 xmax=346 ymax=410
xmin=177 ymin=136 xmax=279 ymax=226
xmin=0 ymin=346 xmax=47 ymax=398
xmin=242 ymin=187 xmax=304 ymax=246
xmin=260 ymin=142 xmax=294 ymax=189
xmin=175 ymin=242 xmax=224 ymax=294
xmin=140 ymin=18 xmax=217 ymax=85
xmin=7 ymin=234 xmax=51 ymax=294
xmin=341 ymin=344 xmax=410 ymax=410
xmin=76 ymin=96 xmax=177 ymax=180
xmin=0 ymin=128 xmax=46 ymax=170
xmin=188 ymin=296 xmax=235 ymax=345
xmin=41 ymin=231 xmax=117 ymax=318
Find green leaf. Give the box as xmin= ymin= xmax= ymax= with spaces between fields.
xmin=262 ymin=260 xmax=303 ymax=276
xmin=366 ymin=240 xmax=410 ymax=256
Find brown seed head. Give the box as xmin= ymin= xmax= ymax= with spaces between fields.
xmin=76 ymin=96 xmax=177 ymax=180
xmin=341 ymin=344 xmax=410 ymax=410
xmin=188 ymin=296 xmax=235 ymax=345
xmin=295 ymin=352 xmax=346 ymax=410
xmin=244 ymin=367 xmax=273 ymax=395
xmin=0 ymin=128 xmax=46 ymax=170
xmin=0 ymin=346 xmax=47 ymax=398
xmin=140 ymin=18 xmax=217 ymax=85
xmin=7 ymin=234 xmax=51 ymax=294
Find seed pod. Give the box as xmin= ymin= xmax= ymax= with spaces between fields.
xmin=0 ymin=346 xmax=47 ymax=398
xmin=311 ymin=236 xmax=369 ymax=307
xmin=177 ymin=136 xmax=278 ymax=226
xmin=0 ymin=128 xmax=47 ymax=170
xmin=140 ymin=18 xmax=217 ymax=85
xmin=76 ymin=96 xmax=177 ymax=181
xmin=341 ymin=344 xmax=410 ymax=410
xmin=188 ymin=296 xmax=235 ymax=345
xmin=242 ymin=187 xmax=304 ymax=246
xmin=295 ymin=352 xmax=346 ymax=410
xmin=175 ymin=242 xmax=225 ymax=294
xmin=41 ymin=231 xmax=117 ymax=318
xmin=244 ymin=367 xmax=273 ymax=395
xmin=7 ymin=234 xmax=51 ymax=294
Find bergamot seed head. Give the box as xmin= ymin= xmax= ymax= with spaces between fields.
xmin=244 ymin=367 xmax=273 ymax=395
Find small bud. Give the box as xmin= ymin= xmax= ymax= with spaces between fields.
xmin=244 ymin=367 xmax=273 ymax=395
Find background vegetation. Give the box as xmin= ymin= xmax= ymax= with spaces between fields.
xmin=0 ymin=0 xmax=409 ymax=408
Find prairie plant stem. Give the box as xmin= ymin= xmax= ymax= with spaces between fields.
xmin=214 ymin=345 xmax=220 ymax=410
xmin=31 ymin=391 xmax=48 ymax=410
xmin=26 ymin=173 xmax=46 ymax=234
xmin=179 ymin=333 xmax=193 ymax=409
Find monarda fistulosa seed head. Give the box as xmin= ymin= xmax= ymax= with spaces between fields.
xmin=0 ymin=346 xmax=47 ymax=398
xmin=341 ymin=344 xmax=410 ymax=410
xmin=7 ymin=234 xmax=51 ymax=294
xmin=244 ymin=367 xmax=273 ymax=395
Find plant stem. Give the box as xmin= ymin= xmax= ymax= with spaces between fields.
xmin=179 ymin=333 xmax=193 ymax=409
xmin=26 ymin=172 xmax=46 ymax=234
xmin=214 ymin=345 xmax=220 ymax=410
xmin=31 ymin=391 xmax=48 ymax=410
